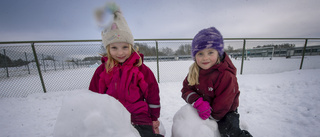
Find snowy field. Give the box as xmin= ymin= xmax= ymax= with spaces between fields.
xmin=1 ymin=56 xmax=320 ymax=137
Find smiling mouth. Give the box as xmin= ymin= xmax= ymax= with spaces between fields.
xmin=117 ymin=56 xmax=126 ymax=59
xmin=202 ymin=62 xmax=210 ymax=65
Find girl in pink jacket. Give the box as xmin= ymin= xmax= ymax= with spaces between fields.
xmin=90 ymin=3 xmax=163 ymax=137
xmin=181 ymin=27 xmax=252 ymax=137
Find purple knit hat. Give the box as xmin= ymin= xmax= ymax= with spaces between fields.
xmin=191 ymin=27 xmax=224 ymax=59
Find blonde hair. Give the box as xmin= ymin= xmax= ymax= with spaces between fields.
xmin=104 ymin=44 xmax=142 ymax=73
xmin=187 ymin=56 xmax=221 ymax=86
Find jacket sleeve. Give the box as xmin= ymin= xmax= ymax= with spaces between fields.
xmin=181 ymin=76 xmax=200 ymax=104
xmin=140 ymin=64 xmax=161 ymax=121
xmin=89 ymin=63 xmax=105 ymax=93
xmin=211 ymin=71 xmax=239 ymax=120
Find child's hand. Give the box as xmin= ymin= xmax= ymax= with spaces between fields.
xmin=193 ymin=98 xmax=212 ymax=120
xmin=152 ymin=120 xmax=160 ymax=134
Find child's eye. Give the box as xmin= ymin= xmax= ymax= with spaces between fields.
xmin=111 ymin=47 xmax=117 ymax=50
xmin=209 ymin=51 xmax=214 ymax=55
xmin=123 ymin=46 xmax=129 ymax=49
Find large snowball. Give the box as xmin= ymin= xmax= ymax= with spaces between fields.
xmin=53 ymin=90 xmax=140 ymax=137
xmin=172 ymin=104 xmax=220 ymax=137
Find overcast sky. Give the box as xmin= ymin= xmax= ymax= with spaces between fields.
xmin=1 ymin=0 xmax=320 ymax=42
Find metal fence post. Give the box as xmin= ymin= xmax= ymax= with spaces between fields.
xmin=42 ymin=54 xmax=46 ymax=72
xmin=156 ymin=41 xmax=160 ymax=83
xmin=24 ymin=52 xmax=30 ymax=74
xmin=240 ymin=39 xmax=246 ymax=75
xmin=62 ymin=60 xmax=64 ymax=70
xmin=31 ymin=43 xmax=47 ymax=93
xmin=53 ymin=55 xmax=56 ymax=71
xmin=3 ymin=49 xmax=9 ymax=77
xmin=300 ymin=39 xmax=308 ymax=70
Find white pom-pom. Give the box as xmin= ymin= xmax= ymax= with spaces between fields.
xmin=94 ymin=2 xmax=121 ymax=31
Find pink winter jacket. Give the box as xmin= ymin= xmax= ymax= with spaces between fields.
xmin=89 ymin=52 xmax=161 ymax=125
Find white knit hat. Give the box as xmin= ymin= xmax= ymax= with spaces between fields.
xmin=96 ymin=3 xmax=134 ymax=47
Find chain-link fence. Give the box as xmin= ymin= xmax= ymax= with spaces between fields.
xmin=1 ymin=38 xmax=320 ymax=98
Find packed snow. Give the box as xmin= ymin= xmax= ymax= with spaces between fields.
xmin=172 ymin=104 xmax=221 ymax=137
xmin=53 ymin=91 xmax=140 ymax=137
xmin=1 ymin=56 xmax=320 ymax=137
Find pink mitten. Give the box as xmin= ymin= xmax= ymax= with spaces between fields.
xmin=193 ymin=98 xmax=212 ymax=120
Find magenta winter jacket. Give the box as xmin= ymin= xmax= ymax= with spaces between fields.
xmin=181 ymin=53 xmax=240 ymax=120
xmin=89 ymin=52 xmax=161 ymax=125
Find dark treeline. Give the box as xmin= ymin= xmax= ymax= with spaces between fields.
xmin=2 ymin=43 xmax=296 ymax=67
xmin=0 ymin=53 xmax=29 ymax=68
xmin=254 ymin=43 xmax=295 ymax=49
xmin=224 ymin=43 xmax=296 ymax=53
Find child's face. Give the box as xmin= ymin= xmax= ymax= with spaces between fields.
xmin=109 ymin=42 xmax=132 ymax=63
xmin=195 ymin=48 xmax=219 ymax=70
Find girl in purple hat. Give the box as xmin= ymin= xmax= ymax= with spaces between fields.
xmin=181 ymin=27 xmax=252 ymax=137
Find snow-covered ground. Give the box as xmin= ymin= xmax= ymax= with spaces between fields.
xmin=1 ymin=56 xmax=320 ymax=137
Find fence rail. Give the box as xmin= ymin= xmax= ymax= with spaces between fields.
xmin=1 ymin=38 xmax=320 ymax=97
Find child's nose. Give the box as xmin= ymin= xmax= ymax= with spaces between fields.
xmin=117 ymin=49 xmax=124 ymax=55
xmin=203 ymin=54 xmax=209 ymax=60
